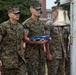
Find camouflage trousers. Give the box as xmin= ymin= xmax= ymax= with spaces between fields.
xmin=1 ymin=63 xmax=27 ymax=75
xmin=26 ymin=58 xmax=45 ymax=75
xmin=47 ymin=58 xmax=65 ymax=75
xmin=18 ymin=62 xmax=27 ymax=75
xmin=65 ymin=60 xmax=70 ymax=75
xmin=1 ymin=68 xmax=19 ymax=75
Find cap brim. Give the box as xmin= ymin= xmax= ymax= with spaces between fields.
xmin=34 ymin=7 xmax=41 ymax=10
xmin=13 ymin=11 xmax=20 ymax=14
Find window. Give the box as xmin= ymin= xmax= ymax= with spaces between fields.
xmin=47 ymin=13 xmax=51 ymax=19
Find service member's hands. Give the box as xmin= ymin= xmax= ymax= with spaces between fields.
xmin=46 ymin=39 xmax=52 ymax=44
xmin=47 ymin=53 xmax=53 ymax=61
xmin=37 ymin=40 xmax=47 ymax=44
xmin=0 ymin=60 xmax=2 ymax=66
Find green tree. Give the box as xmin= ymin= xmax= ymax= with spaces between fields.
xmin=0 ymin=0 xmax=36 ymax=23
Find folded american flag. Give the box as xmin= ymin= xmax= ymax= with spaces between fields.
xmin=30 ymin=36 xmax=51 ymax=41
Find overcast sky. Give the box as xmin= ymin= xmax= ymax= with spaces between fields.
xmin=46 ymin=0 xmax=56 ymax=9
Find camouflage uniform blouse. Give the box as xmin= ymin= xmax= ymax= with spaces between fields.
xmin=22 ymin=17 xmax=49 ymax=59
xmin=0 ymin=20 xmax=23 ymax=69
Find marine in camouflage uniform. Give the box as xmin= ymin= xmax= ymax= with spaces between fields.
xmin=23 ymin=17 xmax=46 ymax=75
xmin=46 ymin=10 xmax=66 ymax=75
xmin=22 ymin=1 xmax=51 ymax=75
xmin=0 ymin=6 xmax=26 ymax=75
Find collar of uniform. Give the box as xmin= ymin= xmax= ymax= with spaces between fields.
xmin=9 ymin=20 xmax=18 ymax=25
xmin=30 ymin=17 xmax=40 ymax=22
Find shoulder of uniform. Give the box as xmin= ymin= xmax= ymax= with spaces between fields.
xmin=22 ymin=17 xmax=31 ymax=25
xmin=18 ymin=22 xmax=22 ymax=25
xmin=38 ymin=19 xmax=44 ymax=25
xmin=1 ymin=20 xmax=9 ymax=24
xmin=17 ymin=22 xmax=23 ymax=28
xmin=0 ymin=20 xmax=9 ymax=27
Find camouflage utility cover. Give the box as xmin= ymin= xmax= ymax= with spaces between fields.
xmin=30 ymin=1 xmax=42 ymax=10
xmin=8 ymin=5 xmax=20 ymax=13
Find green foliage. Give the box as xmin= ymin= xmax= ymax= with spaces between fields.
xmin=0 ymin=0 xmax=36 ymax=23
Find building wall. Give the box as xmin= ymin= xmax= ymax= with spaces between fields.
xmin=38 ymin=0 xmax=47 ymax=22
xmin=39 ymin=0 xmax=46 ymax=18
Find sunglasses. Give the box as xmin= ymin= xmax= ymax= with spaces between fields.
xmin=14 ymin=12 xmax=20 ymax=14
xmin=35 ymin=9 xmax=41 ymax=11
